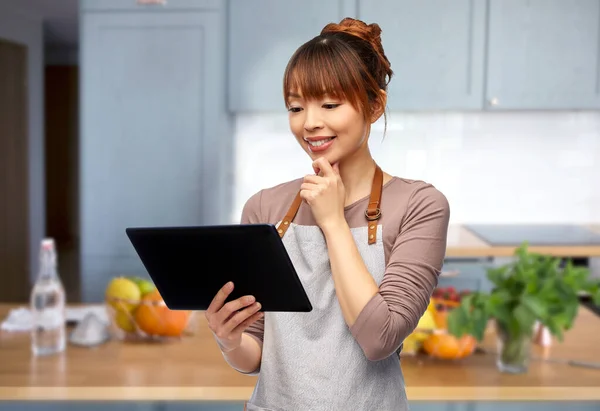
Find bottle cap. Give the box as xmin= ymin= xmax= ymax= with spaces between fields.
xmin=41 ymin=238 xmax=55 ymax=250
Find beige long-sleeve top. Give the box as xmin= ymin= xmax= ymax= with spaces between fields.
xmin=241 ymin=175 xmax=450 ymax=364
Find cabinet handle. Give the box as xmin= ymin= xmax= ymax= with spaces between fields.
xmin=489 ymin=97 xmax=499 ymax=106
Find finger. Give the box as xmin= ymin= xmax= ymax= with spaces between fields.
xmin=300 ymin=182 xmax=319 ymax=192
xmin=215 ymin=295 xmax=256 ymax=324
xmin=303 ymin=174 xmax=324 ymax=185
xmin=222 ymin=301 xmax=262 ymax=335
xmin=312 ymin=157 xmax=325 ymax=175
xmin=230 ymin=311 xmax=265 ymax=339
xmin=206 ymin=281 xmax=234 ymax=316
xmin=313 ymin=157 xmax=334 ymax=177
xmin=299 ymin=189 xmax=314 ymax=203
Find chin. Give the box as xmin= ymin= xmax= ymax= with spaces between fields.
xmin=307 ymin=150 xmax=337 ymax=164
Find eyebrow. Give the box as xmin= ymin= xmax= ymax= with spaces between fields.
xmin=288 ymin=92 xmax=302 ymax=98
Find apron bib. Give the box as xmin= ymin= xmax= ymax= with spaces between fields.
xmin=245 ymin=165 xmax=409 ymax=411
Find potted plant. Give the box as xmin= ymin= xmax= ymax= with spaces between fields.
xmin=447 ymin=242 xmax=600 ymax=374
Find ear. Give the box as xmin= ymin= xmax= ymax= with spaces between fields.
xmin=370 ymin=90 xmax=387 ymax=123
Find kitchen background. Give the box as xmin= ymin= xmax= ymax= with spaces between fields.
xmin=2 ymin=1 xmax=600 ymax=411
xmin=2 ymin=0 xmax=600 ymax=304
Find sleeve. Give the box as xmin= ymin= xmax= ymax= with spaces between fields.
xmin=349 ymin=183 xmax=450 ymax=361
xmin=240 ymin=190 xmax=265 ymax=345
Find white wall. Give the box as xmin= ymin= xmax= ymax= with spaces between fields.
xmin=233 ymin=111 xmax=600 ymax=225
xmin=0 ymin=3 xmax=45 ymax=283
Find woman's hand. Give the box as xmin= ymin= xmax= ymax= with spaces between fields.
xmin=300 ymin=157 xmax=346 ymax=231
xmin=205 ymin=282 xmax=263 ymax=353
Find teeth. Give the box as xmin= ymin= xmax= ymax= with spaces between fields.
xmin=306 ymin=137 xmax=333 ymax=147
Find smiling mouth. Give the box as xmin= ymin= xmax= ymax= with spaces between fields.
xmin=304 ymin=136 xmax=336 ymax=147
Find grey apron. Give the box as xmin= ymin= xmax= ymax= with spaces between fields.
xmin=245 ymin=165 xmax=409 ymax=411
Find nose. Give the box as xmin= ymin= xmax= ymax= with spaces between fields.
xmin=303 ymin=107 xmax=323 ymax=132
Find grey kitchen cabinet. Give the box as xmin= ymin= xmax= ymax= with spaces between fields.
xmin=227 ymin=0 xmax=487 ymax=112
xmin=358 ymin=0 xmax=487 ymax=111
xmin=80 ymin=0 xmax=221 ymax=11
xmin=438 ymin=260 xmax=495 ymax=293
xmin=228 ymin=0 xmax=600 ymax=112
xmin=160 ymin=403 xmax=244 ymax=411
xmin=0 ymin=404 xmax=157 ymax=411
xmin=485 ymin=0 xmax=600 ymax=110
xmin=227 ymin=0 xmax=358 ymax=112
xmin=470 ymin=403 xmax=600 ymax=411
xmin=409 ymin=403 xmax=600 ymax=411
xmin=79 ymin=2 xmax=232 ymax=302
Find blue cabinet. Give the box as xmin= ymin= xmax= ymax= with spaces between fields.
xmin=227 ymin=0 xmax=357 ymax=112
xmin=485 ymin=0 xmax=600 ymax=110
xmin=358 ymin=0 xmax=487 ymax=110
xmin=79 ymin=1 xmax=232 ymax=302
xmin=81 ymin=0 xmax=220 ymax=11
xmin=439 ymin=260 xmax=495 ymax=293
xmin=227 ymin=0 xmax=600 ymax=111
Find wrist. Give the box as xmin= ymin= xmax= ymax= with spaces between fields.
xmin=320 ymin=217 xmax=349 ymax=237
xmin=215 ymin=335 xmax=242 ymax=354
xmin=220 ymin=342 xmax=242 ymax=355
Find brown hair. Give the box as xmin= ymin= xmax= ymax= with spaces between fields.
xmin=283 ymin=17 xmax=394 ymax=136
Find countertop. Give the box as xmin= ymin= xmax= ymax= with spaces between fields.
xmin=446 ymin=224 xmax=600 ymax=257
xmin=1 ymin=304 xmax=599 ymax=402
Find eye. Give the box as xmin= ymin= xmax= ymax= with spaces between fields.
xmin=323 ymin=103 xmax=340 ymax=109
xmin=288 ymin=106 xmax=303 ymax=113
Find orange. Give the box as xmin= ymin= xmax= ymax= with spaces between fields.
xmin=422 ymin=332 xmax=477 ymax=360
xmin=134 ymin=289 xmax=191 ymax=337
xmin=432 ymin=310 xmax=448 ymax=330
xmin=430 ymin=298 xmax=462 ymax=330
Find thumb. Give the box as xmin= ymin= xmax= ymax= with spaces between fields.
xmin=313 ymin=157 xmax=333 ymax=177
xmin=332 ymin=162 xmax=340 ymax=175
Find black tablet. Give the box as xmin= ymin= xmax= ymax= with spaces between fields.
xmin=125 ymin=224 xmax=312 ymax=312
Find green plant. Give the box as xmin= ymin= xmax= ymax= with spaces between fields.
xmin=447 ymin=242 xmax=600 ymax=344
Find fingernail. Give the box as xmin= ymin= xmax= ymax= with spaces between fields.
xmin=256 ymin=303 xmax=261 ymax=309
xmin=247 ymin=296 xmax=255 ymax=303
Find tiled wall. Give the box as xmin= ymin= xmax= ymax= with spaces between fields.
xmin=232 ymin=111 xmax=600 ymax=224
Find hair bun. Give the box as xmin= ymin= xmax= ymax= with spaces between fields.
xmin=321 ymin=17 xmax=392 ymax=89
xmin=321 ymin=17 xmax=383 ymax=54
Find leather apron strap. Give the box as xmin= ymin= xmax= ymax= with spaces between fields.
xmin=276 ymin=164 xmax=384 ymax=245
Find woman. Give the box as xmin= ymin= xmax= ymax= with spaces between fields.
xmin=205 ymin=17 xmax=450 ymax=411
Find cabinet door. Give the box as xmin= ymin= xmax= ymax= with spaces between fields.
xmin=358 ymin=0 xmax=487 ymax=110
xmin=439 ymin=260 xmax=494 ymax=293
xmin=81 ymin=0 xmax=220 ymax=11
xmin=80 ymin=10 xmax=229 ymax=301
xmin=486 ymin=0 xmax=600 ymax=110
xmin=227 ymin=0 xmax=357 ymax=112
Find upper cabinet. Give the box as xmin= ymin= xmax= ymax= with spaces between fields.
xmin=81 ymin=0 xmax=221 ymax=11
xmin=80 ymin=1 xmax=232 ymax=301
xmin=358 ymin=0 xmax=487 ymax=110
xmin=227 ymin=0 xmax=600 ymax=112
xmin=485 ymin=0 xmax=600 ymax=110
xmin=227 ymin=0 xmax=357 ymax=112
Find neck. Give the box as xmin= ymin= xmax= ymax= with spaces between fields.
xmin=337 ymin=148 xmax=377 ymax=206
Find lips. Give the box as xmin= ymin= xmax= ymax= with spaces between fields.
xmin=304 ymin=136 xmax=336 ymax=153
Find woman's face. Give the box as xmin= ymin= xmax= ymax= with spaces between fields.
xmin=287 ymin=91 xmax=369 ymax=165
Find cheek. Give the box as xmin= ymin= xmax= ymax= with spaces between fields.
xmin=289 ymin=115 xmax=304 ymax=141
xmin=333 ymin=114 xmax=367 ymax=143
